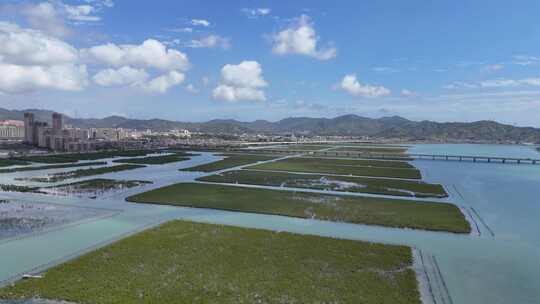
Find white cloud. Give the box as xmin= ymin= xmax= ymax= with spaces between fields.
xmin=202 ymin=76 xmax=210 ymax=86
xmin=82 ymin=39 xmax=190 ymax=71
xmin=401 ymin=89 xmax=417 ymax=97
xmin=221 ymin=61 xmax=267 ymax=88
xmin=339 ymin=74 xmax=391 ymax=98
xmin=186 ymin=35 xmax=230 ymax=49
xmin=84 ymin=0 xmax=114 ymax=8
xmin=0 ymin=22 xmax=78 ymax=66
xmin=21 ymin=2 xmax=70 ymax=37
xmin=512 ymin=55 xmax=540 ymax=66
xmin=191 ymin=19 xmax=210 ymax=27
xmin=241 ymin=8 xmax=271 ymax=18
xmin=213 ymin=85 xmax=266 ymax=102
xmin=213 ymin=61 xmax=267 ymax=102
xmin=169 ymin=27 xmax=193 ymax=33
xmin=63 ymin=4 xmax=100 ymax=22
xmin=141 ymin=71 xmax=185 ymax=94
xmin=0 ymin=63 xmax=87 ymax=93
xmin=0 ymin=21 xmax=87 ymax=94
xmin=444 ymin=78 xmax=540 ymax=90
xmin=271 ymin=15 xmax=336 ymax=60
xmin=185 ymin=84 xmax=198 ymax=93
xmin=93 ymin=66 xmax=148 ymax=87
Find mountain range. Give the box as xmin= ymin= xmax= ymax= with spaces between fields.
xmin=1 ymin=107 xmax=539 ymax=143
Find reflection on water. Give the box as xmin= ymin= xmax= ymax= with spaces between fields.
xmin=0 ymin=149 xmax=540 ymax=303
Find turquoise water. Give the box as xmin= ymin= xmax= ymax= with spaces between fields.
xmin=1 ymin=146 xmax=540 ymax=303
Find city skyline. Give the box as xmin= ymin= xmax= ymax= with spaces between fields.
xmin=1 ymin=1 xmax=540 ymax=127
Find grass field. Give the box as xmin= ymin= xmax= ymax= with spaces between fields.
xmin=127 ymin=183 xmax=470 ymax=233
xmin=45 ymin=178 xmax=152 ymax=191
xmin=264 ymin=144 xmax=336 ymax=151
xmin=198 ymin=170 xmax=447 ymax=198
xmin=15 ymin=150 xmax=154 ymax=164
xmin=29 ymin=164 xmax=146 ymax=182
xmin=0 ymin=220 xmax=421 ymax=303
xmin=0 ymin=159 xmax=30 ymax=168
xmin=246 ymin=157 xmax=422 ymax=179
xmin=329 ymin=146 xmax=409 ymax=154
xmin=181 ymin=153 xmax=279 ymax=172
xmin=112 ymin=152 xmax=195 ymax=165
xmin=0 ymin=161 xmax=107 ymax=174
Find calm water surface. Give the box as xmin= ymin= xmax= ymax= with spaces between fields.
xmin=1 ymin=146 xmax=539 ymax=304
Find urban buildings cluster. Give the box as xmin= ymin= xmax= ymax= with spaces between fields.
xmin=24 ymin=113 xmax=95 ymax=152
xmin=0 ymin=120 xmax=25 ymax=139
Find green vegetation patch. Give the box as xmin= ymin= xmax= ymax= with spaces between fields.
xmin=113 ymin=152 xmax=195 ymax=165
xmin=246 ymin=157 xmax=422 ymax=179
xmin=27 ymin=164 xmax=145 ymax=183
xmin=0 ymin=161 xmax=107 ymax=174
xmin=181 ymin=153 xmax=279 ymax=172
xmin=127 ymin=183 xmax=470 ymax=233
xmin=198 ymin=170 xmax=447 ymax=198
xmin=40 ymin=178 xmax=152 ymax=196
xmin=265 ymin=144 xmax=337 ymax=151
xmin=0 ymin=184 xmax=37 ymax=193
xmin=0 ymin=159 xmax=30 ymax=168
xmin=0 ymin=220 xmax=421 ymax=304
xmin=329 ymin=146 xmax=409 ymax=154
xmin=15 ymin=150 xmax=154 ymax=164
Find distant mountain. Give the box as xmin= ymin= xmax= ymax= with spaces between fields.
xmin=1 ymin=108 xmax=539 ymax=143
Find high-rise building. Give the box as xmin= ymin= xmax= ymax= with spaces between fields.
xmin=23 ymin=113 xmax=35 ymax=144
xmin=52 ymin=113 xmax=63 ymax=131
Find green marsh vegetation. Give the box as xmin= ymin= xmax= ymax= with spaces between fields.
xmin=0 ymin=159 xmax=30 ymax=168
xmin=0 ymin=161 xmax=107 ymax=174
xmin=15 ymin=150 xmax=154 ymax=164
xmin=246 ymin=157 xmax=422 ymax=179
xmin=45 ymin=178 xmax=152 ymax=192
xmin=328 ymin=146 xmax=409 ymax=154
xmin=198 ymin=170 xmax=447 ymax=198
xmin=112 ymin=152 xmax=196 ymax=165
xmin=127 ymin=183 xmax=470 ymax=233
xmin=181 ymin=153 xmax=279 ymax=172
xmin=0 ymin=220 xmax=421 ymax=304
xmin=27 ymin=164 xmax=145 ymax=183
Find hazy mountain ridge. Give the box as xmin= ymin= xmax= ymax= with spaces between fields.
xmin=2 ymin=108 xmax=539 ymax=142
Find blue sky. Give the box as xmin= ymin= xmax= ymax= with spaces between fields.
xmin=1 ymin=1 xmax=540 ymax=126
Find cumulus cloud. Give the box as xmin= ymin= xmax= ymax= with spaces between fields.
xmin=186 ymin=35 xmax=230 ymax=49
xmin=213 ymin=61 xmax=267 ymax=102
xmin=0 ymin=63 xmax=88 ymax=93
xmin=82 ymin=39 xmax=190 ymax=71
xmin=191 ymin=19 xmax=210 ymax=27
xmin=21 ymin=1 xmax=70 ymax=37
xmin=0 ymin=22 xmax=87 ymax=94
xmin=17 ymin=1 xmax=110 ymax=37
xmin=141 ymin=71 xmax=185 ymax=94
xmin=271 ymin=15 xmax=336 ymax=60
xmin=0 ymin=22 xmax=78 ymax=66
xmin=93 ymin=66 xmax=148 ymax=87
xmin=241 ymin=8 xmax=271 ymax=18
xmin=339 ymin=74 xmax=391 ymax=98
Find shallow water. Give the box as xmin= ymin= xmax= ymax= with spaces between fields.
xmin=0 ymin=147 xmax=539 ymax=303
